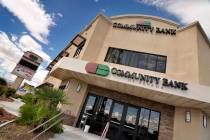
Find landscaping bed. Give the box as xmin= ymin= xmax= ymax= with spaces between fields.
xmin=0 ymin=122 xmax=54 ymax=140
xmin=0 ymin=107 xmax=16 ymax=125
xmin=0 ymin=96 xmax=14 ymax=102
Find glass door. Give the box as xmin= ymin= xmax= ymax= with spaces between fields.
xmin=106 ymin=102 xmax=125 ymax=140
xmin=90 ymin=97 xmax=113 ymax=135
xmin=120 ymin=106 xmax=139 ymax=140
xmin=78 ymin=95 xmax=99 ymax=129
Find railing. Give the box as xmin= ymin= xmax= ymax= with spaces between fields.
xmin=16 ymin=111 xmax=64 ymax=140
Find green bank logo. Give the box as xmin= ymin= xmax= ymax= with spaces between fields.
xmin=85 ymin=62 xmax=110 ymax=76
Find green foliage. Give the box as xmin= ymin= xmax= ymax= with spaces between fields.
xmin=11 ymin=94 xmax=22 ymax=99
xmin=35 ymin=87 xmax=65 ymax=109
xmin=22 ymin=94 xmax=37 ymax=104
xmin=0 ymin=86 xmax=7 ymax=96
xmin=0 ymin=107 xmax=4 ymax=116
xmin=0 ymin=77 xmax=7 ymax=86
xmin=16 ymin=103 xmax=38 ymax=125
xmin=5 ymin=88 xmax=16 ymax=98
xmin=0 ymin=77 xmax=7 ymax=96
xmin=17 ymin=87 xmax=66 ymax=134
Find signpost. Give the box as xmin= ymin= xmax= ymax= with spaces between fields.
xmin=12 ymin=51 xmax=43 ymax=90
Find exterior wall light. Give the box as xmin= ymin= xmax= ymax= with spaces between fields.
xmin=203 ymin=114 xmax=208 ymax=128
xmin=185 ymin=111 xmax=191 ymax=123
xmin=76 ymin=83 xmax=81 ymax=93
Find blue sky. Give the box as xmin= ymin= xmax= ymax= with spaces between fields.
xmin=0 ymin=0 xmax=210 ymax=86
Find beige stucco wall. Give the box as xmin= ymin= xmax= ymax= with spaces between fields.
xmin=197 ymin=29 xmax=210 ymax=86
xmin=80 ymin=16 xmax=111 ymax=61
xmin=43 ymin=74 xmax=61 ymax=89
xmin=61 ymin=79 xmax=88 ymax=117
xmin=173 ymin=107 xmax=210 ymax=140
xmin=95 ymin=16 xmax=199 ymax=84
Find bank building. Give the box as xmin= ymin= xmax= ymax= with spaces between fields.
xmin=40 ymin=13 xmax=210 ymax=140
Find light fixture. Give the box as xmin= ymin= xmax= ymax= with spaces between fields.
xmin=185 ymin=111 xmax=191 ymax=123
xmin=76 ymin=83 xmax=81 ymax=93
xmin=203 ymin=114 xmax=208 ymax=128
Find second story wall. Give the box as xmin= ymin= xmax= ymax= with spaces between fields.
xmin=95 ymin=16 xmax=199 ymax=84
xmin=197 ymin=28 xmax=210 ymax=86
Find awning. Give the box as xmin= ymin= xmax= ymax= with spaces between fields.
xmin=50 ymin=57 xmax=210 ymax=115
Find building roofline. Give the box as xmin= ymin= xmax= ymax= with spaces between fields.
xmin=178 ymin=21 xmax=210 ymax=48
xmin=46 ymin=13 xmax=110 ymax=70
xmin=110 ymin=14 xmax=180 ymax=27
xmin=46 ymin=13 xmax=210 ymax=71
xmin=79 ymin=12 xmax=112 ymax=34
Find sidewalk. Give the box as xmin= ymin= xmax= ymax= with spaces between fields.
xmin=50 ymin=125 xmax=107 ymax=140
xmin=0 ymin=98 xmax=24 ymax=116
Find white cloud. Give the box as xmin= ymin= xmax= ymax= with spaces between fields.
xmin=136 ymin=0 xmax=210 ymax=37
xmin=11 ymin=34 xmax=18 ymax=42
xmin=0 ymin=0 xmax=55 ymax=44
xmin=49 ymin=47 xmax=54 ymax=51
xmin=101 ymin=9 xmax=106 ymax=13
xmin=57 ymin=13 xmax=63 ymax=18
xmin=0 ymin=31 xmax=50 ymax=86
xmin=94 ymin=0 xmax=99 ymax=2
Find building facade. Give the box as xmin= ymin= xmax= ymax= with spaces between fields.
xmin=42 ymin=13 xmax=210 ymax=140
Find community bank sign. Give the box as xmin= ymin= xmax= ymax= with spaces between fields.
xmin=113 ymin=20 xmax=176 ymax=36
xmin=85 ymin=62 xmax=188 ymax=91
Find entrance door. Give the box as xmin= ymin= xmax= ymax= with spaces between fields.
xmin=78 ymin=95 xmax=99 ymax=129
xmin=107 ymin=102 xmax=139 ymax=140
xmin=120 ymin=106 xmax=139 ymax=140
xmin=106 ymin=102 xmax=125 ymax=139
xmin=78 ymin=94 xmax=160 ymax=140
xmin=77 ymin=95 xmax=114 ymax=135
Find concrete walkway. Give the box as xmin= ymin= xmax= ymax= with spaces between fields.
xmin=0 ymin=98 xmax=24 ymax=116
xmin=50 ymin=125 xmax=106 ymax=140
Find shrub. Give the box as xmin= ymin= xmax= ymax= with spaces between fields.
xmin=16 ymin=103 xmax=37 ymax=125
xmin=0 ymin=107 xmax=4 ymax=116
xmin=11 ymin=94 xmax=22 ymax=99
xmin=0 ymin=77 xmax=7 ymax=96
xmin=5 ymin=88 xmax=16 ymax=98
xmin=0 ymin=77 xmax=7 ymax=86
xmin=0 ymin=86 xmax=7 ymax=96
xmin=17 ymin=87 xmax=66 ymax=134
xmin=22 ymin=94 xmax=36 ymax=104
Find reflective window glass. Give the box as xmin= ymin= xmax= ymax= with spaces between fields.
xmin=147 ymin=55 xmax=157 ymax=71
xmin=84 ymin=96 xmax=96 ymax=115
xmin=156 ymin=56 xmax=166 ymax=73
xmin=148 ymin=111 xmax=160 ymax=136
xmin=111 ymin=103 xmax=124 ymax=123
xmin=139 ymin=108 xmax=150 ymax=128
xmin=105 ymin=47 xmax=167 ymax=73
xmin=125 ymin=106 xmax=138 ymax=128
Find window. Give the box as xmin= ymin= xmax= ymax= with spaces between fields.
xmin=73 ymin=46 xmax=83 ymax=58
xmin=19 ymin=59 xmax=38 ymax=71
xmin=137 ymin=108 xmax=160 ymax=140
xmin=105 ymin=47 xmax=167 ymax=73
xmin=148 ymin=111 xmax=160 ymax=138
xmin=73 ymin=35 xmax=86 ymax=58
xmin=59 ymin=85 xmax=66 ymax=90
